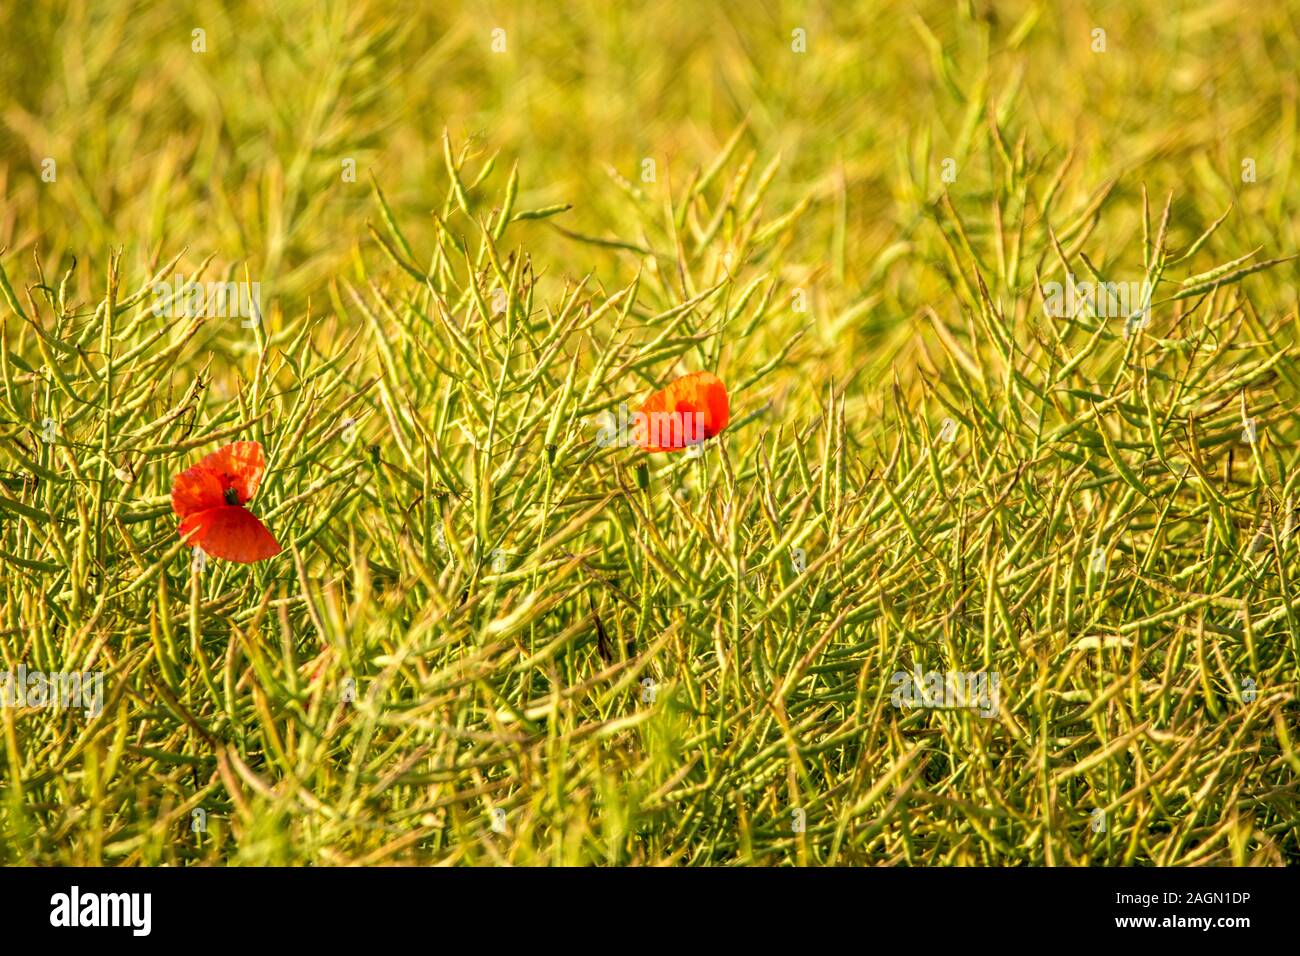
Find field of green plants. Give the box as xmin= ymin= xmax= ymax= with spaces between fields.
xmin=1 ymin=0 xmax=1298 ymax=865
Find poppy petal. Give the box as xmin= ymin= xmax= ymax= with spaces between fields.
xmin=179 ymin=505 xmax=281 ymax=564
xmin=171 ymin=462 xmax=226 ymax=519
xmin=637 ymin=371 xmax=730 ymax=452
xmin=171 ymin=441 xmax=267 ymax=519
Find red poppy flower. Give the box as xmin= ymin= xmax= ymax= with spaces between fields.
xmin=171 ymin=441 xmax=281 ymax=563
xmin=636 ymin=371 xmax=730 ymax=452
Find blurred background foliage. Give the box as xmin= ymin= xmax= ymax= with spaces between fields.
xmin=2 ymin=0 xmax=1296 ymax=384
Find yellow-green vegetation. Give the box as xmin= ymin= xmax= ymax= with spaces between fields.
xmin=1 ymin=0 xmax=1297 ymax=865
